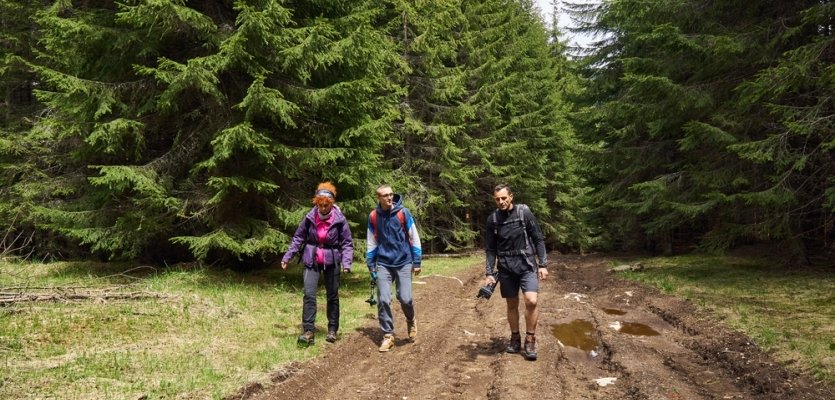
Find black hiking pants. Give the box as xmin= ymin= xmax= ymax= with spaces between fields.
xmin=302 ymin=264 xmax=340 ymax=333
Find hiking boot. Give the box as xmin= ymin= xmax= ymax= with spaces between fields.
xmin=297 ymin=330 xmax=315 ymax=346
xmin=379 ymin=333 xmax=395 ymax=352
xmin=326 ymin=331 xmax=337 ymax=343
xmin=506 ymin=332 xmax=521 ymax=353
xmin=407 ymin=320 xmax=417 ymax=342
xmin=523 ymin=333 xmax=537 ymax=361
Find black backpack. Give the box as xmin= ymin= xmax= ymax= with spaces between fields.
xmin=491 ymin=204 xmax=533 ymax=257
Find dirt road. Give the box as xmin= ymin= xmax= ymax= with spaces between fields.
xmin=234 ymin=254 xmax=832 ymax=400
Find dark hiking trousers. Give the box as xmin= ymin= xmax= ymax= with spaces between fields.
xmin=302 ymin=264 xmax=340 ymax=333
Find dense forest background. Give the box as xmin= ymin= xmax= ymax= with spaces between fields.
xmin=0 ymin=0 xmax=832 ymax=267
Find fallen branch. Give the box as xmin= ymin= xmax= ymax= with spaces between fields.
xmin=1 ymin=285 xmax=119 ymax=291
xmin=0 ymin=290 xmax=173 ymax=305
xmin=423 ymin=251 xmax=483 ymax=259
xmin=419 ymin=274 xmax=464 ymax=286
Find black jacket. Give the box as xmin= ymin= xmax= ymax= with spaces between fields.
xmin=484 ymin=204 xmax=547 ymax=275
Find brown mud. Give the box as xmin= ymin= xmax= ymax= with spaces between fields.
xmin=231 ymin=254 xmax=834 ymax=400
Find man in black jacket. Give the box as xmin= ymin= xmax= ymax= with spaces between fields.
xmin=483 ymin=184 xmax=548 ymax=360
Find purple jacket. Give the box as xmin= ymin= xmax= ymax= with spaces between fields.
xmin=282 ymin=205 xmax=354 ymax=270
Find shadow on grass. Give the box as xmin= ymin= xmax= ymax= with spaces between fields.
xmin=23 ymin=260 xmax=377 ymax=292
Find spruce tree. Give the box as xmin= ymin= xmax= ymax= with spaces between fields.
xmin=546 ymin=2 xmax=595 ymax=251
xmin=727 ymin=1 xmax=835 ymax=260
xmin=462 ymin=0 xmax=586 ymax=249
xmin=1 ymin=0 xmax=70 ymax=256
xmin=575 ymin=0 xmax=781 ymax=253
xmin=574 ymin=0 xmax=834 ymax=260
xmin=22 ymin=1 xmax=398 ymax=263
xmin=379 ymin=0 xmax=476 ymax=251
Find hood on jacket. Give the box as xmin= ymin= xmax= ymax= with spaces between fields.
xmin=376 ymin=193 xmax=404 ymax=214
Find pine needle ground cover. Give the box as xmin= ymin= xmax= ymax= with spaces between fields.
xmin=618 ymin=254 xmax=835 ymax=384
xmin=0 ymin=256 xmax=481 ymax=399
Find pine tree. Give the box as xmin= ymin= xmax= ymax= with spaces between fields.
xmin=378 ymin=0 xmax=476 ymax=251
xmin=164 ymin=0 xmax=399 ymax=263
xmin=462 ymin=0 xmax=586 ymax=249
xmin=727 ymin=0 xmax=835 ymax=260
xmin=577 ymin=0 xmax=783 ymax=253
xmin=1 ymin=0 xmax=65 ymax=256
xmin=546 ymin=1 xmax=595 ymax=251
xmin=22 ymin=1 xmax=398 ymax=263
xmin=8 ymin=0 xmax=590 ymax=261
xmin=574 ymin=0 xmax=834 ymax=260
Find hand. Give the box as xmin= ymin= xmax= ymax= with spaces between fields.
xmin=412 ymin=266 xmax=421 ymax=276
xmin=538 ymin=268 xmax=548 ymax=281
xmin=484 ymin=275 xmax=496 ymax=286
xmin=370 ymin=271 xmax=377 ymax=283
xmin=280 ymin=261 xmax=288 ymax=270
xmin=343 ymin=268 xmax=351 ymax=273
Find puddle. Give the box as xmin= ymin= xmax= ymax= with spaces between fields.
xmin=618 ymin=322 xmax=660 ymax=336
xmin=551 ymin=319 xmax=599 ymax=351
xmin=602 ymin=308 xmax=626 ymax=315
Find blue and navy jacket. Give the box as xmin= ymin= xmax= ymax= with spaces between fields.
xmin=366 ymin=194 xmax=422 ymax=271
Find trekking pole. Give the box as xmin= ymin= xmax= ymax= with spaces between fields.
xmin=365 ymin=280 xmax=377 ymax=306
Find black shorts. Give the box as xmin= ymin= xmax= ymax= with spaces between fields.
xmin=497 ymin=264 xmax=539 ymax=298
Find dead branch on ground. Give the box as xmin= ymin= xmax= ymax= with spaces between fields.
xmin=0 ymin=288 xmax=174 ymax=305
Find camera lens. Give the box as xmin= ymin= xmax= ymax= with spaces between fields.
xmin=476 ymin=283 xmax=495 ymax=299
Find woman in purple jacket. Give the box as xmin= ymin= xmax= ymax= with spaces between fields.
xmin=281 ymin=182 xmax=354 ymax=345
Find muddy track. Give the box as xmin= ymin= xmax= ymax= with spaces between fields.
xmin=232 ymin=254 xmax=833 ymax=400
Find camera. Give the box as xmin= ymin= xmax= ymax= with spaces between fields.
xmin=365 ymin=281 xmax=377 ymax=306
xmin=476 ymin=281 xmax=498 ymax=299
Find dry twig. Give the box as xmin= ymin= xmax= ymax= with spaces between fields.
xmin=0 ymin=289 xmax=173 ymax=305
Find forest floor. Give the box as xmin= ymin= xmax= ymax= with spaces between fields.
xmin=230 ymin=253 xmax=833 ymax=400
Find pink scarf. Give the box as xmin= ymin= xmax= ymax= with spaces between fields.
xmin=314 ymin=212 xmax=333 ymax=265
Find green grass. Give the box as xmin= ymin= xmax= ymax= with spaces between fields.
xmin=617 ymin=254 xmax=835 ymax=384
xmin=0 ymin=255 xmax=481 ymax=399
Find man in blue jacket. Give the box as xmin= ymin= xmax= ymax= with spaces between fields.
xmin=366 ymin=184 xmax=422 ymax=352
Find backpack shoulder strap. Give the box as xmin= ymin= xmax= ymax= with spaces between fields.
xmin=397 ymin=210 xmax=409 ymax=243
xmin=517 ymin=204 xmax=528 ymax=228
xmin=517 ymin=204 xmax=531 ymax=250
xmin=369 ymin=210 xmax=378 ymax=240
xmin=370 ymin=209 xmax=409 ymax=242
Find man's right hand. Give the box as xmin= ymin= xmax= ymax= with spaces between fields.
xmin=484 ymin=275 xmax=496 ymax=286
xmin=370 ymin=271 xmax=377 ymax=284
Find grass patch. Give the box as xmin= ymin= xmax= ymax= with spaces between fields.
xmin=0 ymin=255 xmax=481 ymax=399
xmin=616 ymin=254 xmax=835 ymax=384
